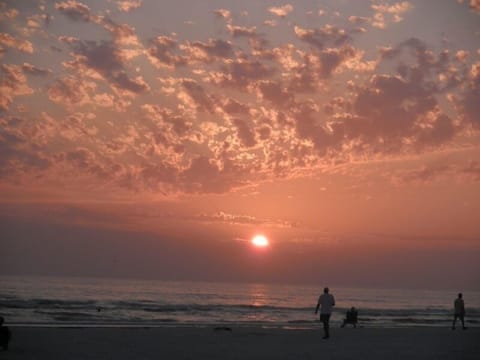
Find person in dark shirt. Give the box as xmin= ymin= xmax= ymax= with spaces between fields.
xmin=315 ymin=287 xmax=335 ymax=339
xmin=452 ymin=293 xmax=467 ymax=330
xmin=0 ymin=316 xmax=11 ymax=350
xmin=341 ymin=307 xmax=358 ymax=328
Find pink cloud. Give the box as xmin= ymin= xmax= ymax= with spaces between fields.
xmin=183 ymin=39 xmax=234 ymax=63
xmin=257 ymin=80 xmax=294 ymax=107
xmin=0 ymin=33 xmax=34 ymax=53
xmin=59 ymin=113 xmax=98 ymax=140
xmin=221 ymin=98 xmax=250 ymax=115
xmin=99 ymin=17 xmax=141 ymax=46
xmin=0 ymin=64 xmax=33 ymax=111
xmin=21 ymin=63 xmax=52 ymax=77
xmin=116 ymin=0 xmax=143 ymax=12
xmin=268 ymin=4 xmax=293 ymax=17
xmin=142 ymin=104 xmax=193 ymax=139
xmin=348 ymin=16 xmax=370 ymax=25
xmin=56 ymin=2 xmax=141 ymax=48
xmin=51 ymin=147 xmax=125 ymax=187
xmin=58 ymin=35 xmax=79 ymax=44
xmin=147 ymin=36 xmax=187 ymax=68
xmin=213 ymin=9 xmax=232 ymax=22
xmin=291 ymin=101 xmax=336 ymax=155
xmin=180 ymin=79 xmax=216 ymax=113
xmin=316 ymin=46 xmax=357 ymax=78
xmin=232 ymin=118 xmax=256 ymax=147
xmin=294 ymin=25 xmax=351 ymax=50
xmin=55 ymin=0 xmax=92 ymax=22
xmin=227 ymin=24 xmax=258 ymax=38
xmin=214 ymin=58 xmax=274 ymax=89
xmin=460 ymin=61 xmax=480 ymax=127
xmin=93 ymin=93 xmax=115 ymax=108
xmin=263 ymin=20 xmax=277 ymax=27
xmin=64 ymin=147 xmax=96 ymax=169
xmin=48 ymin=76 xmax=95 ymax=106
xmin=193 ymin=211 xmax=298 ymax=228
xmin=371 ymin=1 xmax=413 ymax=28
xmin=470 ymin=0 xmax=480 ymax=13
xmin=3 ymin=8 xmax=19 ymax=19
xmin=0 ymin=116 xmax=52 ymax=179
xmin=455 ymin=50 xmax=470 ymax=62
xmin=180 ymin=156 xmax=247 ymax=193
xmin=287 ymin=59 xmax=319 ymax=93
xmin=66 ymin=40 xmax=150 ymax=94
xmin=332 ymin=37 xmax=462 ymax=153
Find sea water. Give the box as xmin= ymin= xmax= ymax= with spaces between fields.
xmin=1 ymin=275 xmax=479 ymax=328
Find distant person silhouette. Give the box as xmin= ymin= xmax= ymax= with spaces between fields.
xmin=341 ymin=307 xmax=358 ymax=328
xmin=0 ymin=316 xmax=11 ymax=351
xmin=315 ymin=287 xmax=335 ymax=339
xmin=452 ymin=293 xmax=467 ymax=330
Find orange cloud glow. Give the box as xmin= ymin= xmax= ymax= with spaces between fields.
xmin=1 ymin=0 xmax=479 ymax=289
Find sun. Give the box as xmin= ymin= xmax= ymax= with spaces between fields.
xmin=251 ymin=234 xmax=269 ymax=248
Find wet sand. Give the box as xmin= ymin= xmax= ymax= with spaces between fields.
xmin=2 ymin=326 xmax=479 ymax=360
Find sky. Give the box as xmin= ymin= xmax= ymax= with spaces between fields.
xmin=1 ymin=0 xmax=479 ymax=290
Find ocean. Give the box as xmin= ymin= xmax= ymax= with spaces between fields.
xmin=1 ymin=275 xmax=479 ymax=328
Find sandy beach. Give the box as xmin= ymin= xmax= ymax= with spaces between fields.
xmin=2 ymin=326 xmax=478 ymax=360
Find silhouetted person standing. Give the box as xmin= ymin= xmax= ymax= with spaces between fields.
xmin=0 ymin=316 xmax=11 ymax=351
xmin=315 ymin=287 xmax=335 ymax=339
xmin=452 ymin=293 xmax=467 ymax=330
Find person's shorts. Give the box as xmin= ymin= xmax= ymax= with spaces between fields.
xmin=320 ymin=314 xmax=331 ymax=322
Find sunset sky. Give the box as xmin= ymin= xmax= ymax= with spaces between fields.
xmin=1 ymin=0 xmax=479 ymax=290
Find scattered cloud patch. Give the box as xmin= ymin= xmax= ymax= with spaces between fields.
xmin=116 ymin=0 xmax=142 ymax=12
xmin=0 ymin=64 xmax=34 ymax=111
xmin=55 ymin=0 xmax=93 ymax=22
xmin=0 ymin=33 xmax=34 ymax=53
xmin=268 ymin=4 xmax=293 ymax=17
xmin=371 ymin=1 xmax=413 ymax=28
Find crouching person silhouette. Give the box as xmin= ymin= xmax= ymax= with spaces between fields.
xmin=341 ymin=307 xmax=358 ymax=328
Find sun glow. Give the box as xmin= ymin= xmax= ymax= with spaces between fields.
xmin=251 ymin=235 xmax=269 ymax=247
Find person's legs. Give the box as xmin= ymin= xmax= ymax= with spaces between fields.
xmin=320 ymin=314 xmax=325 ymax=337
xmin=323 ymin=314 xmax=330 ymax=338
xmin=460 ymin=315 xmax=466 ymax=329
xmin=0 ymin=330 xmax=7 ymax=350
xmin=320 ymin=314 xmax=329 ymax=338
xmin=452 ymin=314 xmax=457 ymax=329
xmin=0 ymin=329 xmax=8 ymax=350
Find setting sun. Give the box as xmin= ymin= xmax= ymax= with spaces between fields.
xmin=251 ymin=235 xmax=269 ymax=248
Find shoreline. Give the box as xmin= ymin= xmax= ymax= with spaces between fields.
xmin=2 ymin=326 xmax=479 ymax=359
xmin=6 ymin=321 xmax=477 ymax=329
